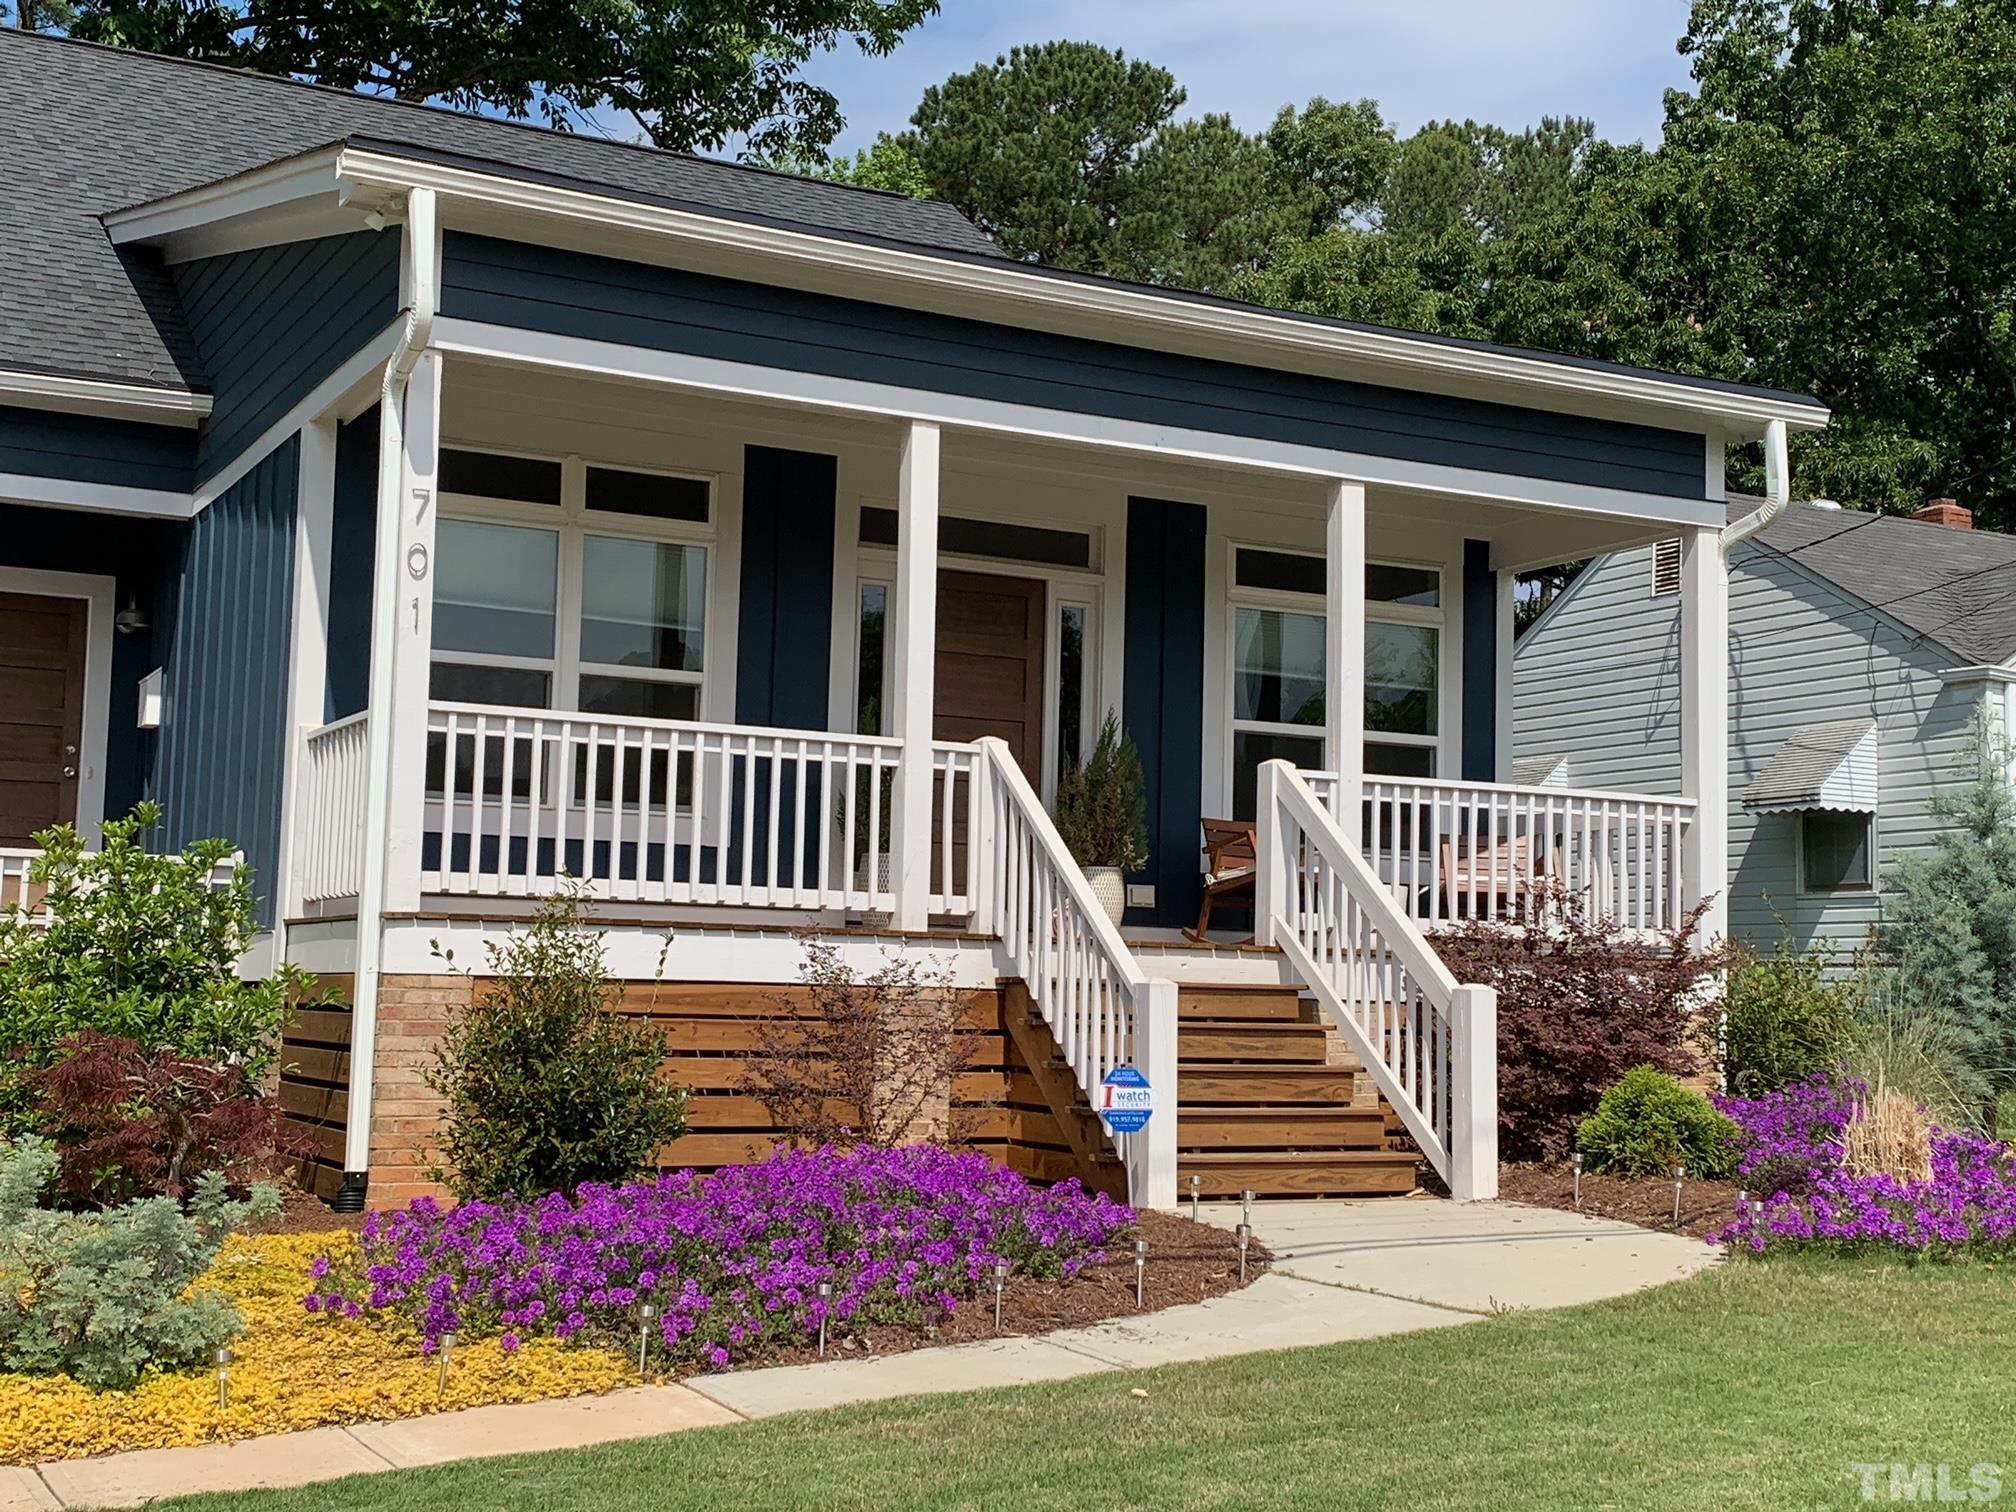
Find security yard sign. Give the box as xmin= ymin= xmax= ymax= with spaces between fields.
xmin=1097 ymin=1066 xmax=1155 ymax=1135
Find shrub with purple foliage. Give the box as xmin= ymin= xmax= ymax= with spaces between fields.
xmin=307 ymin=1145 xmax=1132 ymax=1369
xmin=1712 ymin=1075 xmax=2016 ymax=1257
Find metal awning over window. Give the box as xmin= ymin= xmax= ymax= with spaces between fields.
xmin=1744 ymin=720 xmax=1878 ymax=812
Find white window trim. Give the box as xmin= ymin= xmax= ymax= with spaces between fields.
xmin=434 ymin=447 xmax=717 ymax=717
xmin=0 ymin=567 xmax=115 ymax=843
xmin=1796 ymin=807 xmax=1878 ymax=897
xmin=1222 ymin=541 xmax=1450 ymax=807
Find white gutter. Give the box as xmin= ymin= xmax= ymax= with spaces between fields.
xmin=0 ymin=369 xmax=212 ymax=426
xmin=1723 ymin=418 xmax=1790 ymax=551
xmin=338 ymin=186 xmax=437 ymax=1210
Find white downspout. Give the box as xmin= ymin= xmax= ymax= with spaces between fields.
xmin=1722 ymin=417 xmax=1790 ymax=550
xmin=337 ymin=187 xmax=437 ymax=1211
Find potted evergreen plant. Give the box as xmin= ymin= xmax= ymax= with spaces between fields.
xmin=1054 ymin=711 xmax=1149 ymax=926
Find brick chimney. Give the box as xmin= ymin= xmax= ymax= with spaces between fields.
xmin=1914 ymin=498 xmax=1973 ymax=530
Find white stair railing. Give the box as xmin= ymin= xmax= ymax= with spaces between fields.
xmin=971 ymin=736 xmax=1177 ymax=1209
xmin=1257 ymin=760 xmax=1498 ymax=1200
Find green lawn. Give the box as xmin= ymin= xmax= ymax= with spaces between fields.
xmin=163 ymin=1259 xmax=2011 ymax=1511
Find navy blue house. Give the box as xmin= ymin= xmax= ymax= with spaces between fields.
xmin=0 ymin=32 xmax=1826 ymax=1209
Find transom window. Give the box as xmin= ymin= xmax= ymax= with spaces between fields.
xmin=1227 ymin=546 xmax=1444 ymax=819
xmin=431 ymin=448 xmax=712 ymax=720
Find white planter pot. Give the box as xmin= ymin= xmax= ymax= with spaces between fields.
xmin=1084 ymin=866 xmax=1128 ymax=927
xmin=854 ymin=854 xmax=893 ymax=929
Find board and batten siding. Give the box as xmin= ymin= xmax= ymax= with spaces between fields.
xmin=438 ymin=234 xmax=1708 ymax=499
xmin=148 ymin=438 xmax=300 ymax=926
xmin=1513 ymin=538 xmax=1987 ymax=960
xmin=0 ymin=403 xmax=193 ymax=492
xmin=171 ymin=231 xmax=400 ymax=482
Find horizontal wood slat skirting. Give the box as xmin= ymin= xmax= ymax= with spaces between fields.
xmin=279 ymin=975 xmax=1114 ymax=1210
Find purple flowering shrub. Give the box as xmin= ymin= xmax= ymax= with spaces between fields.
xmin=1712 ymin=1075 xmax=2016 ymax=1256
xmin=307 ymin=1144 xmax=1132 ymax=1370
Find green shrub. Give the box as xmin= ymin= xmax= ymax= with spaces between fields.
xmin=427 ymin=888 xmax=689 ymax=1200
xmin=1054 ymin=710 xmax=1148 ymax=871
xmin=0 ymin=805 xmax=309 ymax=1134
xmin=0 ymin=1136 xmax=276 ymax=1389
xmin=1575 ymin=1067 xmax=1739 ymax=1179
xmin=1722 ymin=928 xmax=1859 ymax=1096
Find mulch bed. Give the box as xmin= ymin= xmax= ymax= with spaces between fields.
xmin=249 ymin=1177 xmax=366 ymax=1236
xmin=727 ymin=1207 xmax=1268 ymax=1372
xmin=1500 ymin=1162 xmax=1745 ymax=1242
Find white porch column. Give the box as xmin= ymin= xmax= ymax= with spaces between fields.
xmin=1324 ymin=480 xmax=1366 ymax=847
xmin=890 ymin=420 xmax=941 ymax=931
xmin=380 ymin=352 xmax=443 ymax=913
xmin=1679 ymin=524 xmax=1729 ymax=944
xmin=277 ymin=419 xmax=337 ymax=928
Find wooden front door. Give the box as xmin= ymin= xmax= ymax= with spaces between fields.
xmin=934 ymin=570 xmax=1046 ymax=775
xmin=0 ymin=592 xmax=88 ymax=847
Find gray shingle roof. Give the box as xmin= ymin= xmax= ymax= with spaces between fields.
xmin=1728 ymin=495 xmax=2016 ymax=664
xmin=0 ymin=30 xmax=997 ymax=393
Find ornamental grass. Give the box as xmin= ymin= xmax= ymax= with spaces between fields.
xmin=312 ymin=1144 xmax=1134 ymax=1372
xmin=0 ymin=1232 xmax=632 ymax=1464
xmin=1712 ymin=1075 xmax=2016 ymax=1257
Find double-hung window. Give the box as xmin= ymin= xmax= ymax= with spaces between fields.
xmin=430 ymin=448 xmax=711 ymax=719
xmin=1227 ymin=547 xmax=1444 ymax=818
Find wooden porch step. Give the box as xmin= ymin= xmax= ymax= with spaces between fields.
xmin=1179 ymin=1019 xmax=1333 ymax=1064
xmin=1180 ymin=1062 xmax=1364 ymax=1104
xmin=1176 ymin=985 xmax=1307 ymax=1022
xmin=1178 ymin=1150 xmax=1422 ymax=1198
xmin=1177 ymin=1105 xmax=1388 ymax=1151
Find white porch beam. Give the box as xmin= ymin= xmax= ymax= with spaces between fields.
xmin=1324 ymin=480 xmax=1366 ymax=849
xmin=429 ymin=319 xmax=1730 ymax=532
xmin=1679 ymin=524 xmax=1729 ymax=943
xmin=890 ymin=420 xmax=941 ymax=931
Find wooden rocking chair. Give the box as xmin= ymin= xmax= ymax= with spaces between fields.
xmin=1184 ymin=818 xmax=1259 ymax=944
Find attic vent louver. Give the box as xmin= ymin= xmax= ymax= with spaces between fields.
xmin=1651 ymin=538 xmax=1682 ymax=596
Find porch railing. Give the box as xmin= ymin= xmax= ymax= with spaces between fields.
xmin=971 ymin=736 xmax=1177 ymax=1207
xmin=2 ymin=846 xmax=241 ymax=927
xmin=1257 ymin=761 xmax=1497 ymax=1200
xmin=1302 ymin=771 xmax=1697 ymax=934
xmin=419 ymin=703 xmax=919 ymax=912
xmin=297 ymin=712 xmax=370 ymax=905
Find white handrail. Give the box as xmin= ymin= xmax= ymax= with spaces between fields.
xmin=1258 ymin=760 xmax=1497 ymax=1200
xmin=1305 ymin=770 xmax=1697 ymax=934
xmin=298 ymin=713 xmax=371 ymax=904
xmin=1 ymin=846 xmax=241 ymax=927
xmin=972 ymin=736 xmax=1176 ymax=1208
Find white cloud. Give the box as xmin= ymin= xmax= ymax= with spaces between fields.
xmin=794 ymin=0 xmax=1697 ymax=155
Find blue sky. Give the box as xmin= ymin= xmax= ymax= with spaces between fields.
xmin=784 ymin=1 xmax=1700 ymax=157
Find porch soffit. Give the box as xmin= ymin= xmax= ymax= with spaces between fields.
xmin=429 ymin=318 xmax=1729 ymax=536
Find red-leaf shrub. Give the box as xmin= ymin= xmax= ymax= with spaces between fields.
xmin=29 ymin=1032 xmax=303 ymax=1207
xmin=1432 ymin=883 xmax=1733 ymax=1162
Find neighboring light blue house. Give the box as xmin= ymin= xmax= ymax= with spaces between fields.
xmin=0 ymin=31 xmax=1830 ymax=1210
xmin=1514 ymin=495 xmax=2016 ymax=961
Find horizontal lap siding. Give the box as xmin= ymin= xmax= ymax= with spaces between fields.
xmin=150 ymin=439 xmax=298 ymax=925
xmin=0 ymin=404 xmax=192 ymax=491
xmin=172 ymin=232 xmax=400 ymax=482
xmin=440 ymin=235 xmax=1707 ymax=498
xmin=1514 ymin=541 xmax=1984 ymax=962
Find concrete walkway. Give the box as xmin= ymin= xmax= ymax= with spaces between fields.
xmin=5 ymin=1200 xmax=1714 ymax=1509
